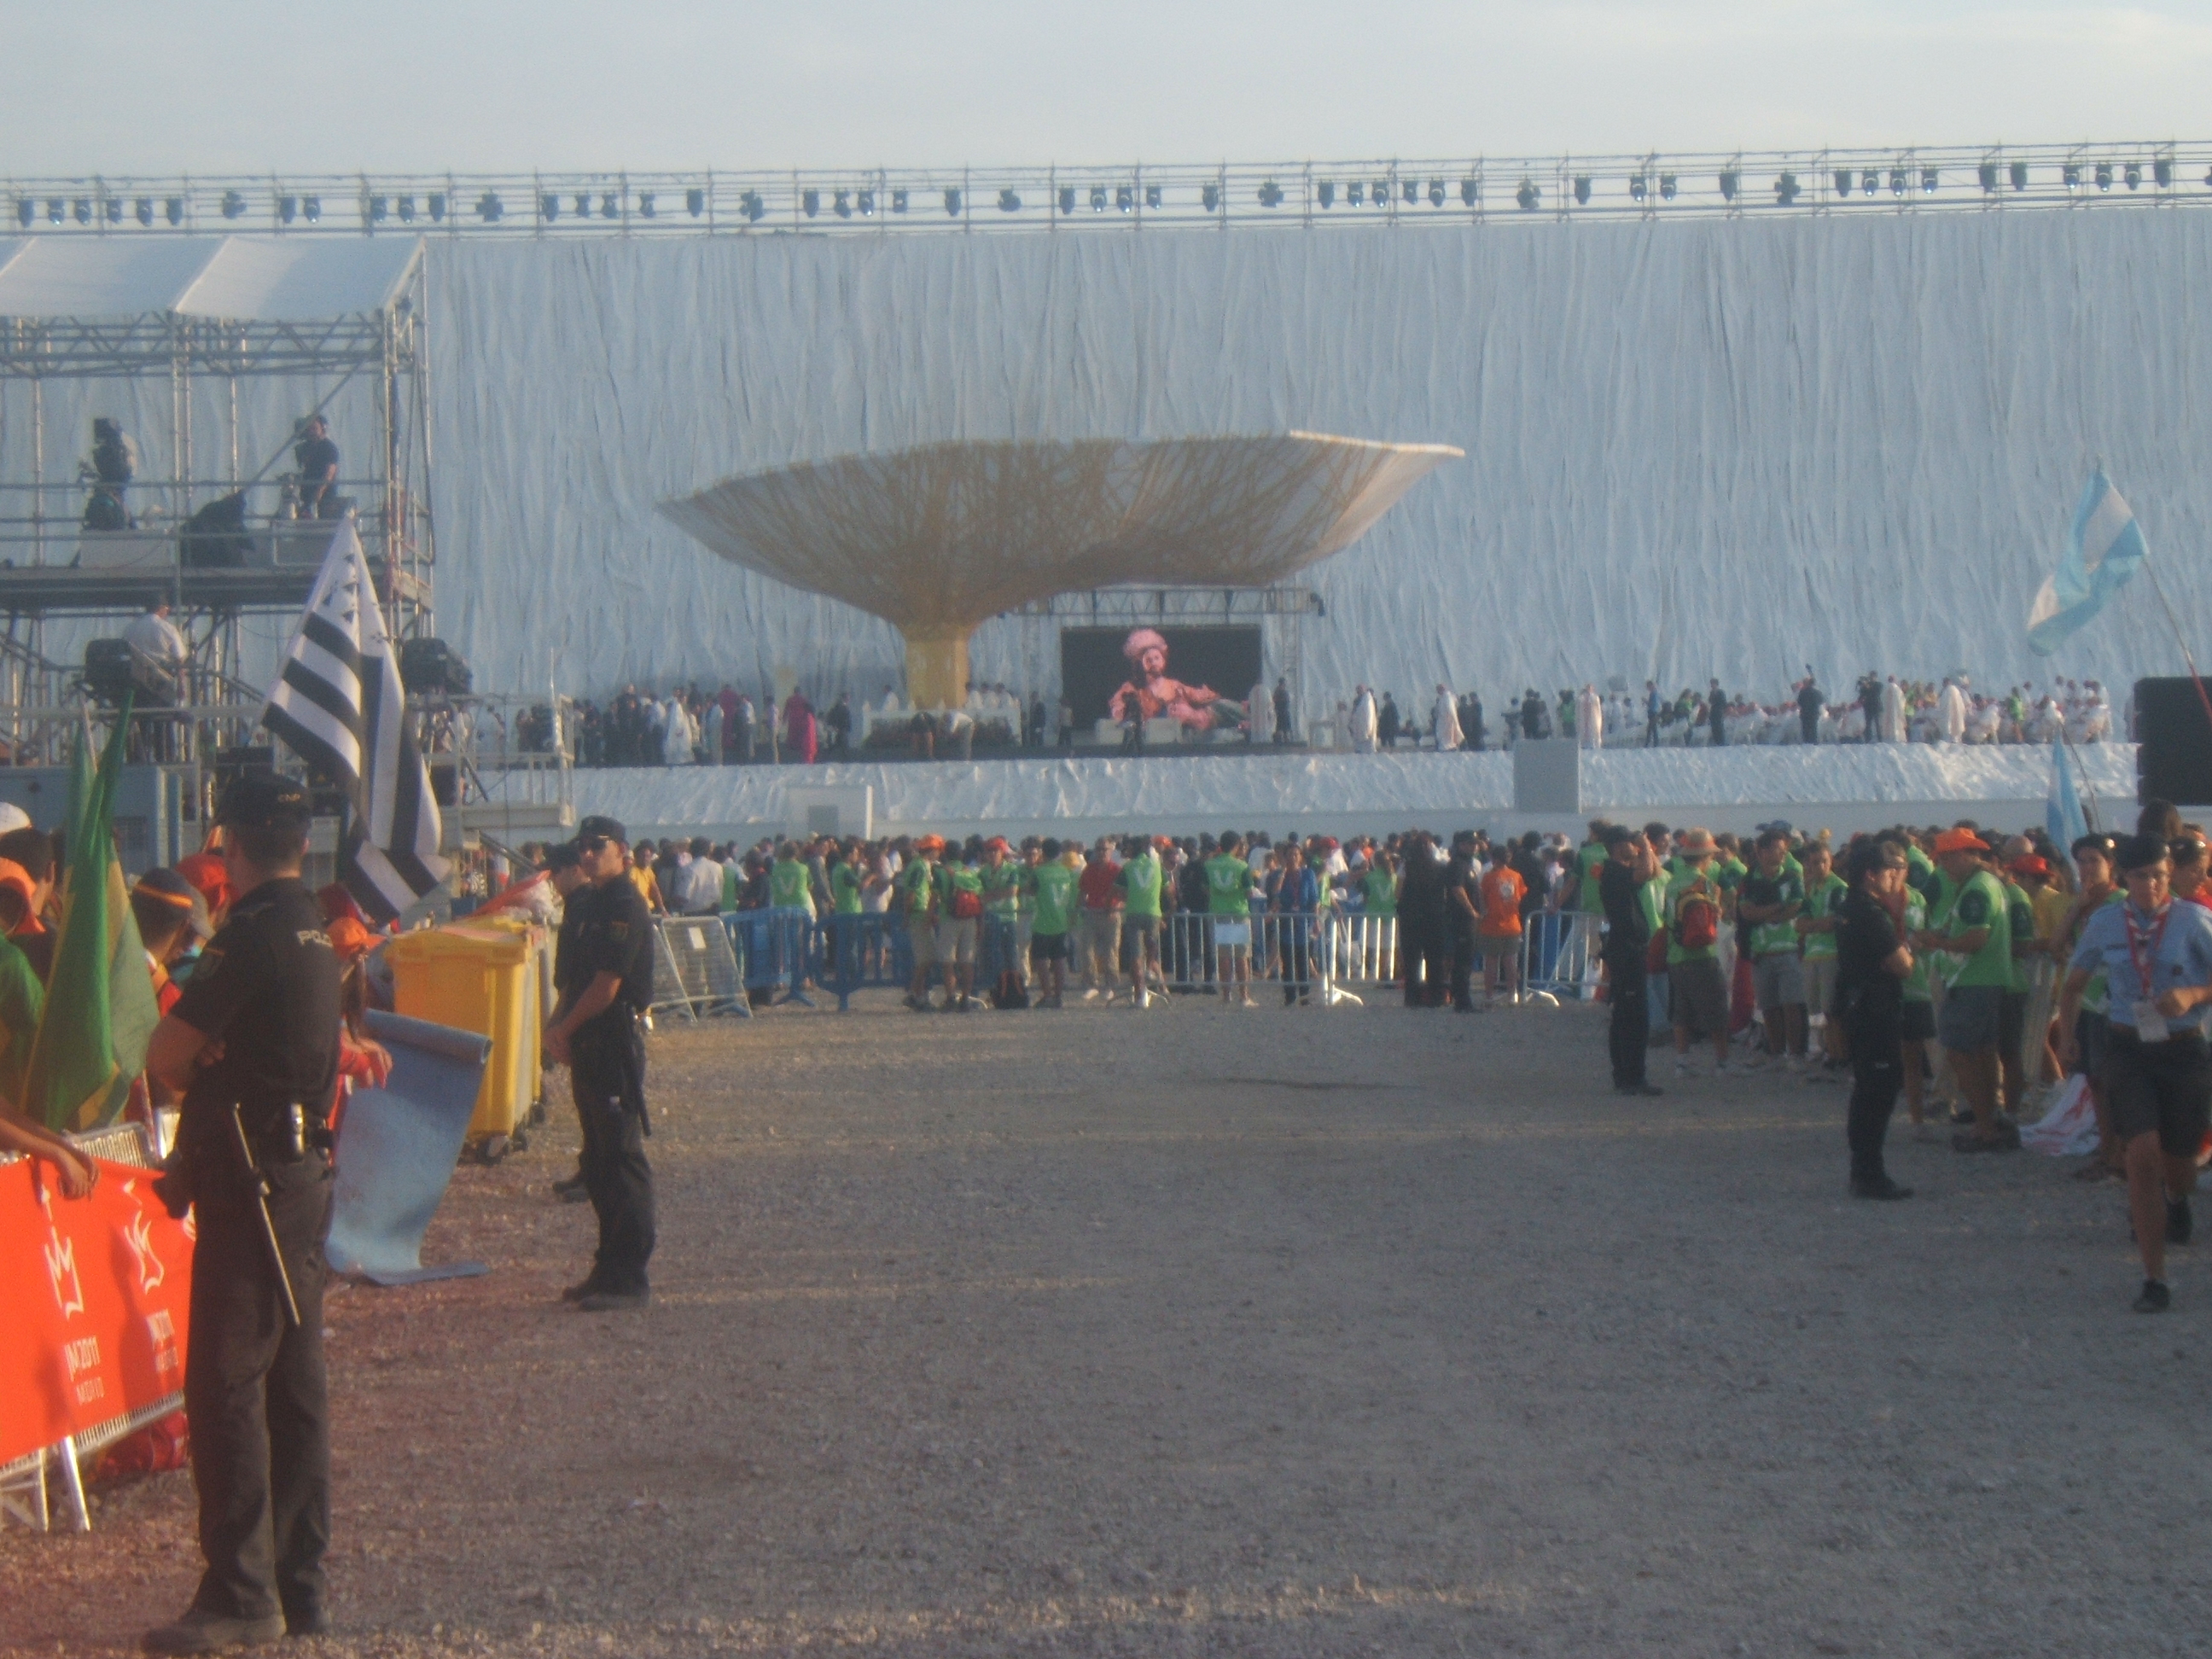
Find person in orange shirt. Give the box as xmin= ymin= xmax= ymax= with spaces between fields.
xmin=1478 ymin=850 xmax=1528 ymax=1005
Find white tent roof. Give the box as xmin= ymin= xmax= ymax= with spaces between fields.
xmin=0 ymin=235 xmax=421 ymax=322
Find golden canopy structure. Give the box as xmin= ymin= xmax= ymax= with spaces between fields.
xmin=657 ymin=432 xmax=1462 ymax=709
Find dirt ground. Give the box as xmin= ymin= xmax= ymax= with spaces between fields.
xmin=7 ymin=992 xmax=2210 ymax=1657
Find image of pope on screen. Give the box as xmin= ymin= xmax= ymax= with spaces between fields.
xmin=1108 ymin=628 xmax=1246 ymax=731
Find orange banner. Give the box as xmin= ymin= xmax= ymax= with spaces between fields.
xmin=0 ymin=1158 xmax=195 ymax=1468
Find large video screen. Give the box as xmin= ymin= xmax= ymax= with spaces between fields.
xmin=1060 ymin=626 xmax=1263 ymax=725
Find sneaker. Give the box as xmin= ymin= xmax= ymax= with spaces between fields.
xmin=560 ymin=1277 xmax=603 ymax=1304
xmin=2134 ymin=1279 xmax=2172 ymax=1314
xmin=576 ymin=1287 xmax=651 ymax=1313
xmin=1849 ymin=1175 xmax=1914 ymax=1201
xmin=2168 ymin=1197 xmax=2194 ymax=1246
xmin=551 ymin=1172 xmax=588 ymax=1204
xmin=1082 ymin=988 xmax=1100 ymax=1001
xmin=1674 ymin=1059 xmax=1692 ymax=1077
xmin=142 ymin=1610 xmax=288 ymax=1653
xmin=284 ymin=1606 xmax=331 ymax=1638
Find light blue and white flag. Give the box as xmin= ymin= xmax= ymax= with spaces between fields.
xmin=2028 ymin=469 xmax=2147 ymax=655
xmin=2047 ymin=737 xmax=2089 ymax=859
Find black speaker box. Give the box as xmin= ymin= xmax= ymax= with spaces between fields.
xmin=180 ymin=492 xmax=252 ymax=568
xmin=84 ymin=638 xmax=134 ymax=704
xmin=399 ymin=636 xmax=472 ymax=696
xmin=2134 ymin=676 xmax=2212 ymax=806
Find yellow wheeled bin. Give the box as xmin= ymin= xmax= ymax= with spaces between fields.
xmin=383 ymin=920 xmax=544 ymax=1155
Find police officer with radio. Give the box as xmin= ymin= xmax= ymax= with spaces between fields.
xmin=143 ymin=773 xmax=342 ymax=1653
xmin=545 ymin=815 xmax=656 ymax=1311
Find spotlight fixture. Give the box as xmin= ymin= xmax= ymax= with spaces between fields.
xmin=942 ymin=187 xmax=961 ymax=216
xmin=135 ymin=197 xmax=154 ymax=226
xmin=1257 ymin=179 xmax=1284 ymax=208
xmin=891 ymin=188 xmax=909 ymax=212
xmin=1460 ymin=177 xmax=1478 ymax=206
xmin=1056 ymin=185 xmax=1074 ymax=214
xmin=1317 ymin=180 xmax=1336 ymax=208
xmin=2011 ymin=160 xmax=2029 ymax=191
xmin=1861 ymin=170 xmax=1877 ymax=196
xmin=1773 ymin=172 xmax=1799 ymax=206
xmin=46 ymin=198 xmax=62 ymax=224
xmin=428 ymin=193 xmax=445 ymax=221
xmin=802 ymin=189 xmax=821 ymax=217
xmin=1834 ymin=169 xmax=1853 ymax=198
xmin=1718 ymin=170 xmax=1739 ymax=201
xmin=282 ymin=195 xmax=301 ymax=224
xmin=1572 ymin=175 xmax=1592 ymax=205
xmin=740 ymin=190 xmax=767 ymax=223
xmin=220 ymin=189 xmax=246 ymax=220
xmin=397 ymin=194 xmax=416 ymax=222
xmin=600 ymin=192 xmax=620 ymax=218
xmin=1201 ymin=183 xmax=1220 ymax=212
xmin=1428 ymin=178 xmax=1444 ymax=207
xmin=476 ymin=191 xmax=504 ymax=222
xmin=366 ymin=194 xmax=388 ymax=223
xmin=1401 ymin=179 xmax=1418 ymax=205
xmin=687 ymin=188 xmax=707 ymax=217
xmin=833 ymin=190 xmax=852 ymax=218
xmin=1515 ymin=179 xmax=1538 ymax=211
xmin=300 ymin=195 xmax=319 ymax=223
xmin=1347 ymin=182 xmax=1365 ymax=207
xmin=14 ymin=199 xmax=30 ymax=228
xmin=166 ymin=196 xmax=185 ymax=224
xmin=1115 ymin=184 xmax=1133 ymax=212
xmin=1658 ymin=173 xmax=1677 ymax=200
xmin=2155 ymin=158 xmax=2174 ymax=189
xmin=1920 ymin=167 xmax=1937 ymax=193
xmin=1888 ymin=168 xmax=1906 ymax=196
xmin=1144 ymin=183 xmax=1162 ymax=208
xmin=102 ymin=198 xmax=120 ymax=224
xmin=1089 ymin=185 xmax=1106 ymax=212
xmin=574 ymin=193 xmax=591 ymax=218
xmin=637 ymin=191 xmax=656 ymax=218
xmin=2094 ymin=161 xmax=2112 ymax=191
xmin=999 ymin=188 xmax=1023 ymax=212
xmin=856 ymin=189 xmax=874 ymax=216
xmin=1630 ymin=173 xmax=1648 ymax=202
xmin=2123 ymin=162 xmax=2141 ymax=190
xmin=1978 ymin=161 xmax=1998 ymax=193
xmin=73 ymin=197 xmax=91 ymax=224
xmin=2063 ymin=163 xmax=2081 ymax=189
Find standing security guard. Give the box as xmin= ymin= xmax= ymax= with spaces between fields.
xmin=544 ymin=815 xmax=656 ymax=1311
xmin=143 ymin=774 xmax=342 ymax=1653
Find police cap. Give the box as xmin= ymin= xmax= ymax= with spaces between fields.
xmin=575 ymin=814 xmax=628 ymax=847
xmin=216 ymin=771 xmax=312 ymax=830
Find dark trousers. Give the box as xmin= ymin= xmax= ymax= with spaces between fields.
xmin=1801 ymin=711 xmax=1819 ymax=743
xmin=573 ymin=1020 xmax=656 ymax=1292
xmin=1279 ymin=923 xmax=1312 ymax=1004
xmin=184 ymin=1150 xmax=332 ymax=1622
xmin=1709 ymin=719 xmax=1726 ymax=748
xmin=1402 ymin=925 xmax=1448 ymax=1006
xmin=1449 ymin=929 xmax=1477 ymax=1010
xmin=1607 ymin=952 xmax=1650 ymax=1085
xmin=1846 ymin=1014 xmax=1904 ymax=1182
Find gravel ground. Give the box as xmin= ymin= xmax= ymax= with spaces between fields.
xmin=7 ymin=993 xmax=2210 ymax=1657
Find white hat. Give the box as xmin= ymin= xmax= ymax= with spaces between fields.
xmin=0 ymin=803 xmax=30 ymax=835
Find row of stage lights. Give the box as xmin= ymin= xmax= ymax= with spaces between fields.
xmin=11 ymin=157 xmax=2203 ymax=232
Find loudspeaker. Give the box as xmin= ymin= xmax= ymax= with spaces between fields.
xmin=84 ymin=638 xmax=135 ymax=704
xmin=2134 ymin=677 xmax=2212 ymax=806
xmin=399 ymin=637 xmax=471 ymax=696
xmin=180 ymin=492 xmax=252 ymax=568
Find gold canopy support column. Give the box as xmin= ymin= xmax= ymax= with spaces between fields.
xmin=903 ymin=628 xmax=972 ymax=712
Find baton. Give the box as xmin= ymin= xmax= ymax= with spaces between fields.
xmin=230 ymin=1106 xmax=301 ymax=1329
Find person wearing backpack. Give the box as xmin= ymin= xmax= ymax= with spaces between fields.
xmin=900 ymin=835 xmax=948 ymax=1011
xmin=1667 ymin=830 xmax=1737 ymax=1076
xmin=940 ymin=848 xmax=986 ymax=1012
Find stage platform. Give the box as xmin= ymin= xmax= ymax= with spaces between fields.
xmin=0 ymin=561 xmax=324 ymax=616
xmin=568 ymin=742 xmax=2139 ymax=845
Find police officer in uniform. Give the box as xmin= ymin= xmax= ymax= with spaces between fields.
xmin=143 ymin=774 xmax=342 ymax=1653
xmin=539 ymin=839 xmax=594 ymax=1205
xmin=545 ymin=816 xmax=656 ymax=1310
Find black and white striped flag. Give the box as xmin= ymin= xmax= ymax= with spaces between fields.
xmin=262 ymin=520 xmax=448 ymax=921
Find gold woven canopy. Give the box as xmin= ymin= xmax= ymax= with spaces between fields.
xmin=658 ymin=432 xmax=1461 ymax=707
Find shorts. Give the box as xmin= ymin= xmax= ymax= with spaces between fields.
xmin=1029 ymin=930 xmax=1070 ymax=963
xmin=1901 ymin=999 xmax=1936 ymax=1045
xmin=906 ymin=917 xmax=941 ymax=966
xmin=935 ymin=916 xmax=977 ymax=965
xmin=2073 ymin=1009 xmax=2110 ymax=1079
xmin=1938 ymin=983 xmax=2003 ymax=1051
xmin=1998 ymin=989 xmax=2029 ymax=1068
xmin=1669 ymin=956 xmax=1728 ymax=1035
xmin=1801 ymin=954 xmax=1838 ymax=1022
xmin=1752 ymin=952 xmax=1805 ymax=1009
xmin=1123 ymin=915 xmax=1162 ymax=958
xmin=2100 ymin=1029 xmax=2212 ymax=1156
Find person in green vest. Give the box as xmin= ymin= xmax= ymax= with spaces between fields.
xmin=978 ymin=837 xmax=1023 ymax=997
xmin=1206 ymin=832 xmax=1257 ymax=1008
xmin=829 ymin=842 xmax=864 ymax=917
xmin=1913 ymin=827 xmax=2017 ymax=1151
xmin=1359 ymin=848 xmax=1399 ymax=986
xmin=1575 ymin=821 xmax=1611 ymax=915
xmin=1739 ymin=828 xmax=1808 ymax=1067
xmin=1024 ymin=838 xmax=1080 ymax=1009
xmin=900 ymin=835 xmax=949 ymax=1011
xmin=1996 ymin=849 xmax=2041 ymax=1118
xmin=769 ymin=841 xmax=816 ymax=918
xmin=1664 ymin=830 xmax=1735 ymax=1075
xmin=1895 ymin=849 xmax=1941 ymax=1137
xmin=1115 ymin=835 xmax=1168 ymax=1009
xmin=940 ymin=850 xmax=985 ymax=1013
xmin=1796 ymin=840 xmax=1848 ymax=1074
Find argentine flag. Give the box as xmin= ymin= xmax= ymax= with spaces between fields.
xmin=2028 ymin=469 xmax=2147 ymax=655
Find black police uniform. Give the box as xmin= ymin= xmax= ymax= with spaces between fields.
xmin=561 ymin=875 xmax=656 ymax=1294
xmin=167 ymin=874 xmax=342 ymax=1630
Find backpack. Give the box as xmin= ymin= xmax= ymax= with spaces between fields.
xmin=949 ymin=887 xmax=983 ymax=920
xmin=989 ymin=969 xmax=1030 ymax=1010
xmin=1677 ymin=887 xmax=1720 ymax=952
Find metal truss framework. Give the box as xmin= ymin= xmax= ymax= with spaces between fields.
xmin=6 ymin=142 xmax=2212 ymax=242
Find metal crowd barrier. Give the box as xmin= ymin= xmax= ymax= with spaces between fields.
xmin=1521 ymin=911 xmax=1602 ymax=1001
xmin=720 ymin=907 xmax=818 ymax=1009
xmin=818 ymin=913 xmax=915 ymax=1010
xmin=653 ymin=914 xmax=749 ymax=1020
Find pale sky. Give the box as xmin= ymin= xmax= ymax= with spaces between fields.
xmin=6 ymin=1 xmax=2211 ymax=176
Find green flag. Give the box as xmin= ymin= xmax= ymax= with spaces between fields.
xmin=22 ymin=704 xmax=160 ymax=1132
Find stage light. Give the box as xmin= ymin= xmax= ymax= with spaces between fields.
xmin=14 ymin=199 xmax=30 ymax=228
xmin=46 ymin=199 xmax=62 ymax=224
xmin=541 ymin=194 xmax=559 ymax=220
xmin=365 ymin=195 xmax=387 ymax=223
xmin=802 ymin=189 xmax=820 ymax=217
xmin=1318 ymin=180 xmax=1336 ymax=208
xmin=1773 ymin=172 xmax=1799 ymax=206
xmin=942 ymin=187 xmax=961 ymax=216
xmin=135 ymin=197 xmax=153 ymax=226
xmin=1515 ymin=179 xmax=1538 ymax=211
xmin=397 ymin=195 xmax=416 ymax=222
xmin=2063 ymin=163 xmax=2081 ymax=189
xmin=574 ymin=192 xmax=591 ymax=218
xmin=1460 ymin=178 xmax=1478 ymax=206
xmin=1978 ymin=161 xmax=1998 ymax=193
xmin=857 ymin=189 xmax=874 ymax=216
xmin=600 ymin=192 xmax=620 ymax=218
xmin=1861 ymin=170 xmax=1877 ymax=196
xmin=1089 ymin=185 xmax=1106 ymax=212
xmin=73 ymin=198 xmax=91 ymax=224
xmin=2123 ymin=162 xmax=2141 ymax=190
xmin=220 ymin=189 xmax=245 ymax=220
xmin=274 ymin=195 xmax=295 ymax=224
xmin=476 ymin=190 xmax=504 ymax=222
xmin=1659 ymin=173 xmax=1677 ymax=200
xmin=637 ymin=191 xmax=656 ymax=217
xmin=1144 ymin=183 xmax=1162 ymax=208
xmin=1371 ymin=178 xmax=1388 ymax=205
xmin=1718 ymin=170 xmax=1739 ymax=201
xmin=1347 ymin=182 xmax=1365 ymax=207
xmin=428 ymin=193 xmax=445 ymax=221
xmin=833 ymin=190 xmax=852 ymax=218
xmin=999 ymin=188 xmax=1023 ymax=212
xmin=741 ymin=190 xmax=767 ymax=223
xmin=1115 ymin=184 xmax=1133 ymax=212
xmin=2011 ymin=160 xmax=2029 ymax=191
xmin=166 ymin=196 xmax=185 ymax=224
xmin=891 ymin=188 xmax=909 ymax=212
xmin=1572 ymin=175 xmax=1591 ymax=205
xmin=687 ymin=188 xmax=706 ymax=217
xmin=1402 ymin=179 xmax=1419 ymax=205
xmin=1630 ymin=174 xmax=1648 ymax=202
xmin=2155 ymin=158 xmax=2174 ymax=188
xmin=1888 ymin=168 xmax=1906 ymax=196
xmin=1257 ymin=179 xmax=1284 ymax=207
xmin=1058 ymin=185 xmax=1075 ymax=214
xmin=1833 ymin=169 xmax=1852 ymax=198
xmin=2094 ymin=162 xmax=2112 ymax=191
xmin=1921 ymin=167 xmax=1938 ymax=193
xmin=102 ymin=198 xmax=120 ymax=224
xmin=1201 ymin=183 xmax=1220 ymax=212
xmin=1427 ymin=179 xmax=1444 ymax=207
